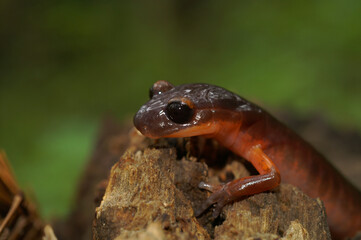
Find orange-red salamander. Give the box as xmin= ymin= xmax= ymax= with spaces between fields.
xmin=133 ymin=80 xmax=361 ymax=239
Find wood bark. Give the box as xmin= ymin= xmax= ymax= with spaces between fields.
xmin=93 ymin=129 xmax=331 ymax=240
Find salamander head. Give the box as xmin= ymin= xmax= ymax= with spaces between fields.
xmin=133 ymin=80 xmax=246 ymax=139
xmin=133 ymin=81 xmax=218 ymax=138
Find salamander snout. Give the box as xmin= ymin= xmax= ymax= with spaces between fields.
xmin=133 ymin=104 xmax=168 ymax=138
xmin=133 ymin=109 xmax=149 ymax=136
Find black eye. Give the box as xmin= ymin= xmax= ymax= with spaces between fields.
xmin=165 ymin=101 xmax=194 ymax=124
xmin=149 ymin=81 xmax=175 ymax=99
xmin=149 ymin=86 xmax=154 ymax=99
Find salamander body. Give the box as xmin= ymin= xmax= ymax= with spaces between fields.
xmin=134 ymin=81 xmax=361 ymax=239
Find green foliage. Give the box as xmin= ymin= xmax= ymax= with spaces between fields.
xmin=0 ymin=0 xmax=360 ymax=219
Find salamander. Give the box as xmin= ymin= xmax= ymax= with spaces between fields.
xmin=133 ymin=80 xmax=361 ymax=239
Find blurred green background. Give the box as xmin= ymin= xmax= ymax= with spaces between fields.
xmin=1 ymin=1 xmax=360 ymax=219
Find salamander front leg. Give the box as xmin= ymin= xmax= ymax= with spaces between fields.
xmin=195 ymin=145 xmax=281 ymax=218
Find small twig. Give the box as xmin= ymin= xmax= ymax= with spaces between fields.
xmin=0 ymin=194 xmax=23 ymax=233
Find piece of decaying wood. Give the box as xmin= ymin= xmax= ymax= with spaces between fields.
xmin=93 ymin=130 xmax=332 ymax=240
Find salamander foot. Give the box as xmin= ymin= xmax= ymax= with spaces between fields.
xmin=195 ymin=181 xmax=232 ymax=218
